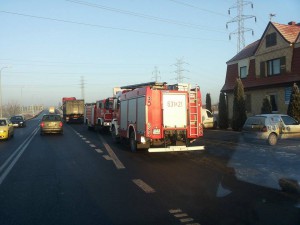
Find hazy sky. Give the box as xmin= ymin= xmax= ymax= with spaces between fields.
xmin=0 ymin=0 xmax=299 ymax=107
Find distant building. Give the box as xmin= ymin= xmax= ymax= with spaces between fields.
xmin=222 ymin=21 xmax=300 ymax=118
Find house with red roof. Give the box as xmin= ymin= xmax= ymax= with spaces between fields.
xmin=221 ymin=21 xmax=300 ymax=119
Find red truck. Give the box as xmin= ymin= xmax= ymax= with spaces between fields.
xmin=110 ymin=82 xmax=204 ymax=152
xmin=84 ymin=98 xmax=114 ymax=132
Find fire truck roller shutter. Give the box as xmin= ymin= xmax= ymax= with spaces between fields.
xmin=120 ymin=100 xmax=128 ymax=131
xmin=137 ymin=97 xmax=146 ymax=134
xmin=128 ymin=99 xmax=136 ymax=125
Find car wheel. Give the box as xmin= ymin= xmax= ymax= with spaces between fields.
xmin=268 ymin=133 xmax=277 ymax=146
xmin=129 ymin=132 xmax=137 ymax=152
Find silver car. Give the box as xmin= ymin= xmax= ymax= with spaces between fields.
xmin=242 ymin=114 xmax=300 ymax=145
xmin=40 ymin=114 xmax=64 ymax=135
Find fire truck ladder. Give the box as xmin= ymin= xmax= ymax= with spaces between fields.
xmin=188 ymin=86 xmax=199 ymax=136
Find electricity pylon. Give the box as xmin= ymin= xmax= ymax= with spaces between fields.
xmin=226 ymin=0 xmax=256 ymax=52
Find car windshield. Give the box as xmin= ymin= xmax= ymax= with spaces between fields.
xmin=0 ymin=120 xmax=7 ymax=126
xmin=281 ymin=115 xmax=298 ymax=125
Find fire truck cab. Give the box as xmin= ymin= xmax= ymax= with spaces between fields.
xmin=85 ymin=98 xmax=114 ymax=131
xmin=110 ymin=82 xmax=204 ymax=152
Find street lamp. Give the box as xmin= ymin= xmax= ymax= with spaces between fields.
xmin=0 ymin=66 xmax=9 ymax=118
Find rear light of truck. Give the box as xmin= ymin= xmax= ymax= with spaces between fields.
xmin=59 ymin=122 xmax=63 ymax=127
xmin=40 ymin=122 xmax=45 ymax=128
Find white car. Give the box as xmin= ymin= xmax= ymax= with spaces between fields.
xmin=242 ymin=114 xmax=300 ymax=145
xmin=202 ymin=109 xmax=217 ymax=129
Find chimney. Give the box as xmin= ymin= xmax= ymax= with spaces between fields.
xmin=288 ymin=21 xmax=296 ymax=25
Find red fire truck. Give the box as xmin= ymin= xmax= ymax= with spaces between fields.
xmin=110 ymin=82 xmax=204 ymax=152
xmin=84 ymin=98 xmax=114 ymax=131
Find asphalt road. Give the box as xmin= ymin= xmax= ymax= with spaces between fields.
xmin=0 ymin=114 xmax=299 ymax=225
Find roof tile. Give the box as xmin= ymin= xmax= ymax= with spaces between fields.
xmin=272 ymin=22 xmax=300 ymax=43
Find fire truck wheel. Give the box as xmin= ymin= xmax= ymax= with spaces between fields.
xmin=186 ymin=139 xmax=191 ymax=147
xmin=129 ymin=132 xmax=137 ymax=152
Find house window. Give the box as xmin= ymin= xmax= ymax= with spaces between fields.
xmin=240 ymin=66 xmax=247 ymax=79
xmin=266 ymin=32 xmax=277 ymax=47
xmin=267 ymin=58 xmax=281 ymax=76
xmin=269 ymin=94 xmax=278 ymax=112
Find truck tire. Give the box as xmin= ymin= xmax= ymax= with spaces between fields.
xmin=129 ymin=132 xmax=137 ymax=152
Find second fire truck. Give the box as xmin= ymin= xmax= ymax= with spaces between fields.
xmin=84 ymin=98 xmax=114 ymax=131
xmin=110 ymin=82 xmax=204 ymax=152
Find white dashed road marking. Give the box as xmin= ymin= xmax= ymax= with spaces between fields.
xmin=98 ymin=134 xmax=125 ymax=169
xmin=95 ymin=149 xmax=103 ymax=153
xmin=180 ymin=218 xmax=194 ymax=223
xmin=169 ymin=208 xmax=200 ymax=225
xmin=169 ymin=209 xmax=182 ymax=214
xmin=174 ymin=213 xmax=188 ymax=218
xmin=132 ymin=179 xmax=155 ymax=193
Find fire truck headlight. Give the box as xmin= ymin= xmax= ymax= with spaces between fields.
xmin=141 ymin=136 xmax=147 ymax=144
xmin=152 ymin=128 xmax=160 ymax=135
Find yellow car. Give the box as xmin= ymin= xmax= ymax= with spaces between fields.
xmin=0 ymin=118 xmax=14 ymax=140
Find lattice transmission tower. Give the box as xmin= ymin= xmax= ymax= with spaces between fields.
xmin=226 ymin=0 xmax=256 ymax=52
xmin=80 ymin=76 xmax=85 ymax=100
xmin=173 ymin=58 xmax=189 ymax=83
xmin=152 ymin=66 xmax=161 ymax=82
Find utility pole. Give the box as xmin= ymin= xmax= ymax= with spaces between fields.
xmin=173 ymin=58 xmax=189 ymax=83
xmin=226 ymin=0 xmax=256 ymax=52
xmin=152 ymin=66 xmax=161 ymax=82
xmin=80 ymin=76 xmax=85 ymax=100
xmin=0 ymin=66 xmax=9 ymax=118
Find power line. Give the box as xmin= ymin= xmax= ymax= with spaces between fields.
xmin=0 ymin=58 xmax=170 ymax=67
xmin=66 ymin=0 xmax=227 ymax=33
xmin=168 ymin=0 xmax=230 ymax=18
xmin=0 ymin=10 xmax=227 ymax=41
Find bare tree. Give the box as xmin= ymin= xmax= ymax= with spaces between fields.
xmin=3 ymin=101 xmax=21 ymax=117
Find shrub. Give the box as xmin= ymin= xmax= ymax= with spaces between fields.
xmin=261 ymin=96 xmax=272 ymax=114
xmin=231 ymin=79 xmax=247 ymax=131
xmin=287 ymin=83 xmax=300 ymax=122
xmin=205 ymin=93 xmax=212 ymax=112
xmin=218 ymin=92 xmax=228 ymax=129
